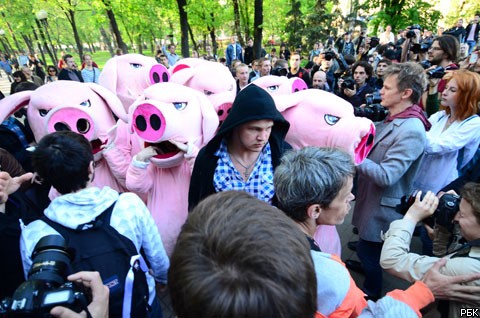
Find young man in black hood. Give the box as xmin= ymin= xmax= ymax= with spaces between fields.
xmin=188 ymin=84 xmax=290 ymax=210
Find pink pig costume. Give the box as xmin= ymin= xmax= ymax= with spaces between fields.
xmin=126 ymin=82 xmax=219 ymax=255
xmin=253 ymin=76 xmax=376 ymax=256
xmin=169 ymin=58 xmax=236 ymax=126
xmin=0 ymin=81 xmax=128 ymax=193
xmin=99 ymin=54 xmax=171 ymax=193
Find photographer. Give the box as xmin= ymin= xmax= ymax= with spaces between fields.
xmin=337 ymin=61 xmax=375 ymax=107
xmin=423 ymin=35 xmax=459 ymax=116
xmin=381 ymin=184 xmax=480 ymax=318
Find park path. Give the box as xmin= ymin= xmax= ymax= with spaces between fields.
xmin=0 ymin=69 xmax=12 ymax=96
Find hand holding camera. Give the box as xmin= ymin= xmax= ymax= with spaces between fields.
xmin=50 ymin=271 xmax=109 ymax=318
xmin=404 ymin=190 xmax=439 ymax=223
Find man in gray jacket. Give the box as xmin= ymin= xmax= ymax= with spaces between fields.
xmin=347 ymin=62 xmax=430 ymax=300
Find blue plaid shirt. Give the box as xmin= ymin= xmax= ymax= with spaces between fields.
xmin=2 ymin=117 xmax=30 ymax=148
xmin=213 ymin=139 xmax=275 ymax=203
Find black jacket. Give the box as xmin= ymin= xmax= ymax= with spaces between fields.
xmin=465 ymin=23 xmax=480 ymax=42
xmin=58 ymin=68 xmax=84 ymax=82
xmin=188 ymin=84 xmax=290 ymax=211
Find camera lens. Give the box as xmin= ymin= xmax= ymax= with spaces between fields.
xmin=28 ymin=235 xmax=72 ymax=286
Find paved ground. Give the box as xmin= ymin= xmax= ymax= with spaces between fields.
xmin=0 ymin=69 xmax=12 ymax=96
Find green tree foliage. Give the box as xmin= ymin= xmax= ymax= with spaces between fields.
xmin=304 ymin=0 xmax=342 ymax=46
xmin=285 ymin=0 xmax=305 ymax=48
xmin=360 ymin=0 xmax=441 ymax=33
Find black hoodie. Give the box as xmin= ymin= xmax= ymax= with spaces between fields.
xmin=188 ymin=84 xmax=290 ymax=210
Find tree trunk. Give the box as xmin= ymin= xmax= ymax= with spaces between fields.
xmin=187 ymin=23 xmax=198 ymax=51
xmin=232 ymin=0 xmax=244 ymax=46
xmin=31 ymin=26 xmax=46 ymax=63
xmin=21 ymin=33 xmax=34 ymax=54
xmin=102 ymin=0 xmax=128 ymax=53
xmin=1 ymin=12 xmax=22 ymax=52
xmin=208 ymin=12 xmax=218 ymax=56
xmin=137 ymin=35 xmax=143 ymax=54
xmin=253 ymin=0 xmax=263 ymax=59
xmin=35 ymin=19 xmax=56 ymax=66
xmin=176 ymin=0 xmax=189 ymax=58
xmin=99 ymin=26 xmax=114 ymax=56
xmin=240 ymin=0 xmax=251 ymax=40
xmin=66 ymin=9 xmax=84 ymax=59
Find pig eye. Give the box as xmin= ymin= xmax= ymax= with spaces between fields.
xmin=324 ymin=114 xmax=340 ymax=126
xmin=267 ymin=85 xmax=279 ymax=92
xmin=130 ymin=63 xmax=143 ymax=69
xmin=173 ymin=102 xmax=187 ymax=111
xmin=79 ymin=99 xmax=91 ymax=107
xmin=39 ymin=109 xmax=50 ymax=117
xmin=204 ymin=90 xmax=214 ymax=96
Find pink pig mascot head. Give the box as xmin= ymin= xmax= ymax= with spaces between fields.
xmin=126 ymin=82 xmax=219 ymax=255
xmin=0 ymin=81 xmax=127 ymax=191
xmin=253 ymin=76 xmax=375 ymax=165
xmin=169 ymin=58 xmax=236 ymax=126
xmin=98 ymin=53 xmax=170 ymax=112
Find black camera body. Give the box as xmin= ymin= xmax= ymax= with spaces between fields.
xmin=271 ymin=67 xmax=288 ymax=77
xmin=411 ymin=43 xmax=431 ymax=54
xmin=369 ymin=37 xmax=380 ymax=48
xmin=406 ymin=24 xmax=422 ymax=39
xmin=354 ymin=92 xmax=389 ymax=122
xmin=323 ymin=49 xmax=336 ymax=61
xmin=396 ymin=192 xmax=461 ymax=231
xmin=341 ymin=78 xmax=355 ymax=90
xmin=0 ymin=235 xmax=88 ymax=317
xmin=426 ymin=66 xmax=446 ymax=79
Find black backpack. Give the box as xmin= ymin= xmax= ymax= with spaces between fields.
xmin=42 ymin=200 xmax=150 ymax=318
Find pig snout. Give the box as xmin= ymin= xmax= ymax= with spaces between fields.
xmin=132 ymin=103 xmax=166 ymax=141
xmin=292 ymin=79 xmax=308 ymax=93
xmin=150 ymin=64 xmax=170 ymax=84
xmin=47 ymin=108 xmax=95 ymax=140
xmin=354 ymin=123 xmax=375 ymax=164
xmin=217 ymin=102 xmax=232 ymax=126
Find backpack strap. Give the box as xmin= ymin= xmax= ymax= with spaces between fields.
xmin=41 ymin=200 xmax=117 ymax=238
xmin=450 ymin=239 xmax=480 ymax=261
xmin=123 ymin=254 xmax=149 ymax=318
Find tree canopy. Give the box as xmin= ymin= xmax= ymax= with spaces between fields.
xmin=0 ymin=0 xmax=472 ymax=61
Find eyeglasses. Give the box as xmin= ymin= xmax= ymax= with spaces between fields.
xmin=48 ymin=69 xmax=56 ymax=73
xmin=428 ymin=47 xmax=443 ymax=51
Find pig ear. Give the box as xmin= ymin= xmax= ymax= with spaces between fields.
xmin=195 ymin=92 xmax=219 ymax=144
xmin=86 ymin=83 xmax=128 ymax=123
xmin=170 ymin=64 xmax=195 ymax=85
xmin=272 ymin=90 xmax=305 ymax=113
xmin=98 ymin=57 xmax=118 ymax=95
xmin=0 ymin=91 xmax=32 ymax=122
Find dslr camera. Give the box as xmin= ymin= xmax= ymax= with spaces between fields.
xmin=323 ymin=49 xmax=336 ymax=61
xmin=426 ymin=66 xmax=446 ymax=79
xmin=354 ymin=92 xmax=389 ymax=122
xmin=396 ymin=191 xmax=461 ymax=231
xmin=271 ymin=67 xmax=288 ymax=77
xmin=340 ymin=77 xmax=355 ymax=90
xmin=406 ymin=24 xmax=421 ymax=39
xmin=0 ymin=235 xmax=88 ymax=317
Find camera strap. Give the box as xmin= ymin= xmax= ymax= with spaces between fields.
xmin=450 ymin=239 xmax=480 ymax=260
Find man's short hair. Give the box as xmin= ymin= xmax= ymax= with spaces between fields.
xmin=383 ymin=62 xmax=427 ymax=104
xmin=273 ymin=58 xmax=288 ymax=69
xmin=274 ymin=147 xmax=355 ymax=222
xmin=378 ymin=58 xmax=393 ymax=66
xmin=291 ymin=51 xmax=301 ymax=59
xmin=461 ymin=183 xmax=480 ymax=224
xmin=235 ymin=63 xmax=248 ymax=71
xmin=32 ymin=131 xmax=93 ymax=194
xmin=436 ymin=35 xmax=459 ymax=63
xmin=63 ymin=54 xmax=73 ymax=62
xmin=352 ymin=61 xmax=373 ymax=78
xmin=258 ymin=57 xmax=270 ymax=65
xmin=169 ymin=191 xmax=317 ymax=318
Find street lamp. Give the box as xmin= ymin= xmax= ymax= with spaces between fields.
xmin=36 ymin=9 xmax=58 ymax=66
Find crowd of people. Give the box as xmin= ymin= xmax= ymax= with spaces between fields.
xmin=0 ymin=13 xmax=480 ymax=318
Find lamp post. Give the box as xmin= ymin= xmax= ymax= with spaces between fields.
xmin=36 ymin=9 xmax=58 ymax=66
xmin=0 ymin=29 xmax=10 ymax=56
